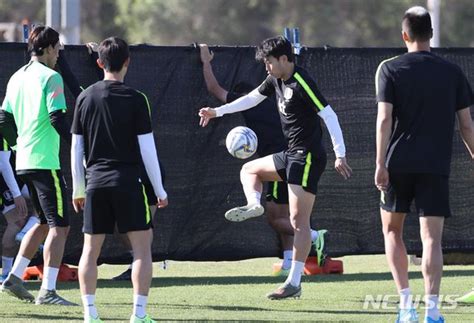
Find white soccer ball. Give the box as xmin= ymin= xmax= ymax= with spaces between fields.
xmin=225 ymin=126 xmax=258 ymax=159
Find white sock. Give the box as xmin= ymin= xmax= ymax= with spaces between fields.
xmin=310 ymin=229 xmax=319 ymax=242
xmin=133 ymin=294 xmax=148 ymax=318
xmin=245 ymin=191 xmax=261 ymax=206
xmin=10 ymin=256 xmax=30 ymax=279
xmin=425 ymin=295 xmax=440 ymax=320
xmin=284 ymin=261 xmax=305 ymax=287
xmin=41 ymin=266 xmax=59 ymax=290
xmin=282 ymin=250 xmax=293 ymax=270
xmin=2 ymin=256 xmax=14 ymax=277
xmin=82 ymin=294 xmax=98 ymax=319
xmin=399 ymin=288 xmax=413 ymax=309
xmin=20 ymin=216 xmax=40 ymax=234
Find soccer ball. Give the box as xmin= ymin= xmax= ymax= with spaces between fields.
xmin=225 ymin=126 xmax=258 ymax=159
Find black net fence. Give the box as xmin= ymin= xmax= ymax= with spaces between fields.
xmin=0 ymin=44 xmax=472 ymax=265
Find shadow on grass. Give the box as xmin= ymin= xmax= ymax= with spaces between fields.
xmin=158 ymin=303 xmax=389 ymax=315
xmin=26 ymin=269 xmax=473 ymax=291
xmin=0 ymin=313 xmax=85 ymax=321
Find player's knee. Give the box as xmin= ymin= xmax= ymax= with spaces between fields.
xmin=382 ymin=224 xmax=402 ymax=238
xmin=267 ymin=214 xmax=278 ymax=229
xmin=48 ymin=226 xmax=70 ymax=240
xmin=4 ymin=208 xmax=23 ymax=225
xmin=240 ymin=162 xmax=252 ymax=176
xmin=36 ymin=224 xmax=50 ymax=235
xmin=81 ymin=245 xmax=101 ymax=260
xmin=420 ymin=233 xmax=442 ymax=247
xmin=289 ymin=214 xmax=308 ymax=231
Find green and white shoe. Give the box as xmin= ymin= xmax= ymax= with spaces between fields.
xmin=272 ymin=267 xmax=290 ymax=277
xmin=313 ymin=229 xmax=328 ymax=266
xmin=457 ymin=288 xmax=474 ymax=303
xmin=130 ymin=314 xmax=156 ymax=323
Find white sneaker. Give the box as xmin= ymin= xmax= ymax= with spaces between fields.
xmin=225 ymin=204 xmax=264 ymax=222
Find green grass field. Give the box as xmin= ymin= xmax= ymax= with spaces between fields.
xmin=0 ymin=255 xmax=472 ymax=322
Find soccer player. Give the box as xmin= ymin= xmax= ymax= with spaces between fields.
xmin=0 ymin=138 xmax=28 ymax=281
xmin=198 ymin=44 xmax=327 ymax=274
xmin=375 ymin=7 xmax=474 ymax=323
xmin=0 ymin=25 xmax=76 ymax=305
xmin=71 ymin=37 xmax=167 ymax=323
xmin=82 ymin=42 xmax=164 ymax=282
xmin=199 ymin=36 xmax=351 ymax=299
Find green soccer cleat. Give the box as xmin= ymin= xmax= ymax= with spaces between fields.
xmin=457 ymin=288 xmax=474 ymax=303
xmin=272 ymin=267 xmax=290 ymax=277
xmin=266 ymin=282 xmax=302 ymax=300
xmin=130 ymin=314 xmax=156 ymax=323
xmin=35 ymin=288 xmax=78 ymax=306
xmin=224 ymin=203 xmax=264 ymax=222
xmin=0 ymin=274 xmax=35 ymax=302
xmin=312 ymin=229 xmax=328 ymax=266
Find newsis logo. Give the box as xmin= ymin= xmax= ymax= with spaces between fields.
xmin=363 ymin=294 xmax=459 ymax=310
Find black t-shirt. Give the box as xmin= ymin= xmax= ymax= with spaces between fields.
xmin=226 ymin=91 xmax=286 ymax=156
xmin=258 ymin=65 xmax=328 ymax=153
xmin=71 ymin=80 xmax=152 ymax=189
xmin=376 ymin=51 xmax=473 ymax=175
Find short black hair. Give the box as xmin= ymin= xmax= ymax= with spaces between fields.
xmin=98 ymin=37 xmax=130 ymax=72
xmin=255 ymin=36 xmax=294 ymax=63
xmin=28 ymin=25 xmax=60 ymax=56
xmin=402 ymin=6 xmax=433 ymax=42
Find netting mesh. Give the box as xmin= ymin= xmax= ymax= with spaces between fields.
xmin=0 ymin=44 xmax=472 ymax=264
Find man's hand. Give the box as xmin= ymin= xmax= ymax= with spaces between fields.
xmin=198 ymin=107 xmax=217 ymax=127
xmin=73 ymin=198 xmax=85 ymax=213
xmin=13 ymin=196 xmax=27 ymax=219
xmin=157 ymin=197 xmax=168 ymax=209
xmin=335 ymin=157 xmax=352 ymax=179
xmin=199 ymin=44 xmax=214 ymax=64
xmin=374 ymin=165 xmax=389 ymax=192
xmin=85 ymin=42 xmax=99 ymax=54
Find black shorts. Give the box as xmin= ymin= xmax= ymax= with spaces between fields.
xmin=83 ymin=185 xmax=152 ymax=234
xmin=265 ymin=181 xmax=289 ymax=204
xmin=272 ymin=149 xmax=327 ymax=195
xmin=0 ymin=176 xmax=14 ymax=212
xmin=380 ymin=172 xmax=451 ymax=217
xmin=19 ymin=170 xmax=69 ymax=227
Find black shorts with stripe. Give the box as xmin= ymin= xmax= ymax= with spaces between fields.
xmin=83 ymin=184 xmax=152 ymax=234
xmin=380 ymin=172 xmax=451 ymax=217
xmin=265 ymin=181 xmax=289 ymax=204
xmin=272 ymin=148 xmax=327 ymax=195
xmin=18 ymin=170 xmax=69 ymax=227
